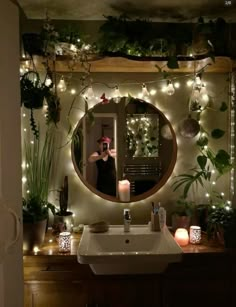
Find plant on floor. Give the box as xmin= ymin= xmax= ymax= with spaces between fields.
xmin=23 ymin=128 xmax=56 ymax=223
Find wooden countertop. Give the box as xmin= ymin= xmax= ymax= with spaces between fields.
xmin=23 ymin=227 xmax=224 ymax=258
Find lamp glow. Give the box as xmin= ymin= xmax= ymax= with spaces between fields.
xmin=57 ymin=77 xmax=67 ymax=92
xmin=174 ymin=228 xmax=189 ymax=246
xmin=166 ymin=81 xmax=175 ymax=96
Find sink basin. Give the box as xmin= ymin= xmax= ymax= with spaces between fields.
xmin=77 ymin=225 xmax=183 ymax=275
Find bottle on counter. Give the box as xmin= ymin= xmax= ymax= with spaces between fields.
xmin=124 ymin=209 xmax=131 ymax=232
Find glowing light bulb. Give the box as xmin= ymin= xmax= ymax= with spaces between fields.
xmin=150 ymin=89 xmax=157 ymax=96
xmin=22 ymin=176 xmax=27 ymax=183
xmin=70 ymin=88 xmax=76 ymax=95
xmin=166 ymin=81 xmax=175 ymax=96
xmin=195 ymin=75 xmax=202 ymax=88
xmin=45 ymin=77 xmax=52 ymax=87
xmin=57 ymin=77 xmax=67 ymax=92
xmin=114 ymin=85 xmax=121 ymax=98
xmin=187 ymin=80 xmax=193 ymax=87
xmin=174 ymin=82 xmax=180 ymax=88
xmin=142 ymin=84 xmax=149 ymax=97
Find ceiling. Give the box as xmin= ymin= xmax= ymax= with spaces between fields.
xmin=17 ymin=0 xmax=236 ymax=22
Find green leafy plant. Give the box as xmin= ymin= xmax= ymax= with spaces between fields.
xmin=173 ymin=197 xmax=195 ymax=216
xmin=172 ymin=147 xmax=232 ymax=201
xmin=23 ymin=128 xmax=56 ymax=223
xmin=207 ymin=206 xmax=236 ymax=247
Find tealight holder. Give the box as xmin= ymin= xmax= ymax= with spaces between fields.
xmin=174 ymin=228 xmax=189 ymax=246
xmin=58 ymin=231 xmax=71 ymax=253
xmin=189 ymin=226 xmax=201 ymax=244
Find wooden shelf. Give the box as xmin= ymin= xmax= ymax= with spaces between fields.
xmin=26 ymin=56 xmax=234 ymax=73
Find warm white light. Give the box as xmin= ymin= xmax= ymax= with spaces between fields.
xmin=212 ymin=181 xmax=216 ymax=185
xmin=22 ymin=113 xmax=26 ymax=117
xmin=57 ymin=77 xmax=67 ymax=92
xmin=174 ymin=82 xmax=180 ymax=88
xmin=225 ymin=206 xmax=231 ymax=211
xmin=49 ymin=239 xmax=53 ymax=243
xmin=33 ymin=246 xmax=39 ymax=253
xmin=30 ymin=141 xmax=34 ymax=144
xmin=150 ymin=89 xmax=157 ymax=96
xmin=205 ymin=193 xmax=210 ymax=198
xmin=77 ymin=38 xmax=81 ymax=42
xmin=70 ymin=88 xmax=76 ymax=95
xmin=45 ymin=77 xmax=52 ymax=87
xmin=195 ymin=76 xmax=202 ymax=87
xmin=23 ymin=128 xmax=27 ymax=132
xmin=221 ymin=192 xmax=225 ymax=196
xmin=114 ymin=85 xmax=121 ymax=98
xmin=166 ymin=81 xmax=175 ymax=96
xmin=22 ymin=176 xmax=27 ymax=183
xmin=187 ymin=80 xmax=193 ymax=87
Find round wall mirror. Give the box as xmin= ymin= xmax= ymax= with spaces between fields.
xmin=72 ymin=97 xmax=177 ymax=202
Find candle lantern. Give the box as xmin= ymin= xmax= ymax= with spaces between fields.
xmin=189 ymin=226 xmax=201 ymax=244
xmin=118 ymin=180 xmax=130 ymax=202
xmin=174 ymin=228 xmax=189 ymax=246
xmin=58 ymin=231 xmax=71 ymax=253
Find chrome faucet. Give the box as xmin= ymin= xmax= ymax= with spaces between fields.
xmin=124 ymin=209 xmax=131 ymax=232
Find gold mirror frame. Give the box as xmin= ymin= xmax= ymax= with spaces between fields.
xmin=71 ymin=98 xmax=177 ymax=202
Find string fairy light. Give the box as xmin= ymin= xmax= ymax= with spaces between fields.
xmin=57 ymin=76 xmax=67 ymax=92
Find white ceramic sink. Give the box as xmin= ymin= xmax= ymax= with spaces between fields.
xmin=77 ymin=225 xmax=183 ymax=275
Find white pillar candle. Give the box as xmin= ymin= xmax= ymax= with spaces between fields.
xmin=118 ymin=180 xmax=130 ymax=202
xmin=189 ymin=226 xmax=201 ymax=244
xmin=58 ymin=231 xmax=71 ymax=253
xmin=174 ymin=228 xmax=189 ymax=246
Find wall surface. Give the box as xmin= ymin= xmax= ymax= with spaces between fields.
xmin=21 ymin=70 xmax=231 ymax=226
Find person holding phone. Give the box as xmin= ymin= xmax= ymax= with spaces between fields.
xmin=88 ymin=136 xmax=116 ymax=196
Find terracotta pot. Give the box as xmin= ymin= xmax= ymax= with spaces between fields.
xmin=23 ymin=219 xmax=47 ymax=251
xmin=172 ymin=214 xmax=191 ymax=232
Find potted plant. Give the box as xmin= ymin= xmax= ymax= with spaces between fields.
xmin=207 ymin=206 xmax=236 ymax=248
xmin=172 ymin=145 xmax=232 ymax=230
xmin=53 ymin=176 xmax=74 ymax=233
xmin=171 ymin=197 xmax=195 ymax=231
xmin=23 ymin=128 xmax=56 ymax=251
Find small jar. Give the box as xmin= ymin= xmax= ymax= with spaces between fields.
xmin=58 ymin=231 xmax=71 ymax=253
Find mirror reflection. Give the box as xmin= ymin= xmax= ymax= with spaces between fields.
xmin=72 ymin=97 xmax=177 ymax=202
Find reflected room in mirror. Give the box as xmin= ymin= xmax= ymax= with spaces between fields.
xmin=72 ymin=97 xmax=177 ymax=202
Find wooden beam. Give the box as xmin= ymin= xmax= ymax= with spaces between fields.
xmin=23 ymin=56 xmax=233 ymax=73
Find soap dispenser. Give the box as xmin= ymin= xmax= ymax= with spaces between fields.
xmin=124 ymin=209 xmax=131 ymax=232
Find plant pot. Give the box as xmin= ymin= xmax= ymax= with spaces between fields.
xmin=53 ymin=211 xmax=74 ymax=232
xmin=172 ymin=214 xmax=191 ymax=232
xmin=23 ymin=219 xmax=47 ymax=251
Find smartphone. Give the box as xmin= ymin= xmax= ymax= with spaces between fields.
xmin=103 ymin=142 xmax=108 ymax=151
